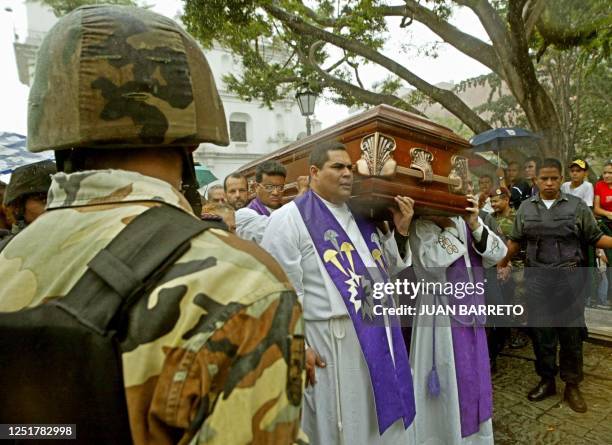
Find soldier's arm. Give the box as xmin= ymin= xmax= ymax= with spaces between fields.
xmin=499 ymin=206 xmax=524 ymax=267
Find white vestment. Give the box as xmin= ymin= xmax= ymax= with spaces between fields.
xmin=261 ymin=196 xmax=414 ymax=445
xmin=409 ymin=217 xmax=507 ymax=445
xmin=235 ymin=206 xmax=272 ymax=244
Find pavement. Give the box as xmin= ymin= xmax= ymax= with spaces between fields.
xmin=492 ymin=339 xmax=612 ymax=444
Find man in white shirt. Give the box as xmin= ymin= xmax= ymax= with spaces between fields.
xmin=561 ymin=159 xmax=594 ymax=207
xmin=235 ymin=160 xmax=286 ymax=243
xmin=261 ymin=141 xmax=417 ymax=444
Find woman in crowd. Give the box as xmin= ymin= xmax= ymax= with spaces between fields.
xmin=593 ymin=160 xmax=612 ymax=308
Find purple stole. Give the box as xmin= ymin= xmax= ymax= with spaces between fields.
xmin=445 ymin=224 xmax=493 ymax=437
xmin=295 ymin=190 xmax=415 ymax=434
xmin=247 ymin=197 xmax=270 ymax=216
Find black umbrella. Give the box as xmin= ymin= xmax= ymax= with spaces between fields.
xmin=469 ymin=127 xmax=543 ymax=166
xmin=469 ymin=127 xmax=542 ymax=152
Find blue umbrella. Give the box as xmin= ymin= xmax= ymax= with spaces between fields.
xmin=0 ymin=132 xmax=54 ymax=175
xmin=469 ymin=127 xmax=542 ymax=152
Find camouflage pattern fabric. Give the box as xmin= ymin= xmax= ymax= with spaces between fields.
xmin=0 ymin=170 xmax=306 ymax=445
xmin=27 ymin=5 xmax=229 ymax=152
xmin=494 ymin=208 xmax=525 ymax=268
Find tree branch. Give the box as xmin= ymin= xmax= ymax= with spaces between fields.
xmin=506 ymin=0 xmax=542 ymax=99
xmin=523 ymin=0 xmax=546 ymax=40
xmin=455 ymin=0 xmax=531 ymax=99
xmin=265 ymin=3 xmax=491 ymax=133
xmin=325 ymin=56 xmax=348 ymax=73
xmin=295 ymin=0 xmax=348 ymax=28
xmin=536 ymin=18 xmax=602 ymax=49
xmin=302 ymin=42 xmax=424 ymax=115
xmin=346 ymin=58 xmax=365 ymax=89
xmin=382 ymin=2 xmax=501 ymax=73
xmin=455 ymin=0 xmax=513 ymax=59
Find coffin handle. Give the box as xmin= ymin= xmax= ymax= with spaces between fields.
xmin=396 ymin=166 xmax=463 ymax=190
xmin=409 ymin=148 xmax=434 ymax=183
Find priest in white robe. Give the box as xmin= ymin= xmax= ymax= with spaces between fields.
xmin=408 ymin=197 xmax=507 ymax=445
xmin=236 ymin=160 xmax=286 ymax=243
xmin=261 ymin=141 xmax=416 ymax=445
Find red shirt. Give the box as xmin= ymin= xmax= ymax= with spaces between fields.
xmin=595 ymin=180 xmax=612 ymax=212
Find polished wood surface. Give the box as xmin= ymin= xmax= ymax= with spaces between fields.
xmin=239 ymin=104 xmax=472 ymax=218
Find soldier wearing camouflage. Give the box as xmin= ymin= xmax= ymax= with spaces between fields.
xmin=0 ymin=180 xmax=9 ymax=235
xmin=490 ymin=188 xmax=525 ymax=268
xmin=0 ymin=5 xmax=305 ymax=444
xmin=2 ymin=160 xmax=56 ymax=238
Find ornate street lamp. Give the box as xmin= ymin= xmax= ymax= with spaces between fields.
xmin=295 ymin=84 xmax=318 ymax=136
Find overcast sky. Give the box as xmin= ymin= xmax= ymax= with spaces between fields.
xmin=0 ymin=0 xmax=491 ymax=136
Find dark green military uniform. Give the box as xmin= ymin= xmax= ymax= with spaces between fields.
xmin=495 ymin=208 xmax=525 ymax=267
xmin=479 ymin=210 xmax=506 ymax=369
xmin=509 ymin=193 xmax=604 ymax=384
xmin=495 ymin=208 xmax=526 ymax=303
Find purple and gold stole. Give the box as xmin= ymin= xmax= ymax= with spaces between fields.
xmin=247 ymin=197 xmax=270 ymax=216
xmin=446 ymin=225 xmax=493 ymax=437
xmin=295 ymin=190 xmax=415 ymax=434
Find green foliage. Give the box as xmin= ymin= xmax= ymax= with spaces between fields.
xmin=183 ymin=0 xmax=274 ymax=49
xmin=371 ymin=76 xmax=402 ymax=96
xmin=573 ymin=61 xmax=612 ymax=160
xmin=431 ymin=116 xmax=472 ymax=140
xmin=423 ymin=0 xmax=454 ymax=21
xmin=38 ymin=0 xmax=137 ymax=16
xmin=404 ymin=89 xmax=434 ymax=109
xmin=181 ymin=0 xmax=396 ymax=109
xmin=455 ymin=74 xmax=498 ymax=95
xmin=467 ymin=47 xmax=610 ymax=163
xmin=474 ymin=94 xmax=528 ymax=129
xmin=535 ymin=0 xmax=611 ymax=69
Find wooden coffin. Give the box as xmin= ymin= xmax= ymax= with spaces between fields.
xmin=238 ymin=104 xmax=472 ymax=220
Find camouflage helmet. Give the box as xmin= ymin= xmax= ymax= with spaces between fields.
xmin=27 ymin=5 xmax=229 ymax=152
xmin=3 ymin=160 xmax=56 ymax=206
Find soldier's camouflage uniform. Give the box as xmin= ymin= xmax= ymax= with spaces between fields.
xmin=0 ymin=169 xmax=306 ymax=444
xmin=494 ymin=208 xmax=525 ymax=269
xmin=494 ymin=208 xmax=526 ymax=322
xmin=0 ymin=5 xmax=308 ymax=443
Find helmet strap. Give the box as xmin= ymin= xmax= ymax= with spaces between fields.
xmin=180 ymin=149 xmax=202 ymax=216
xmin=55 ymin=150 xmax=74 ymax=173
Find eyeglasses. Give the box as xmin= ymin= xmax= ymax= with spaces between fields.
xmin=260 ymin=184 xmax=284 ymax=192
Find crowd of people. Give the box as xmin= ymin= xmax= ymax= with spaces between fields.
xmin=0 ymin=4 xmax=611 ymax=445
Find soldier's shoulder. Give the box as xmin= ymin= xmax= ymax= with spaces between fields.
xmin=180 ymin=227 xmax=294 ymax=306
